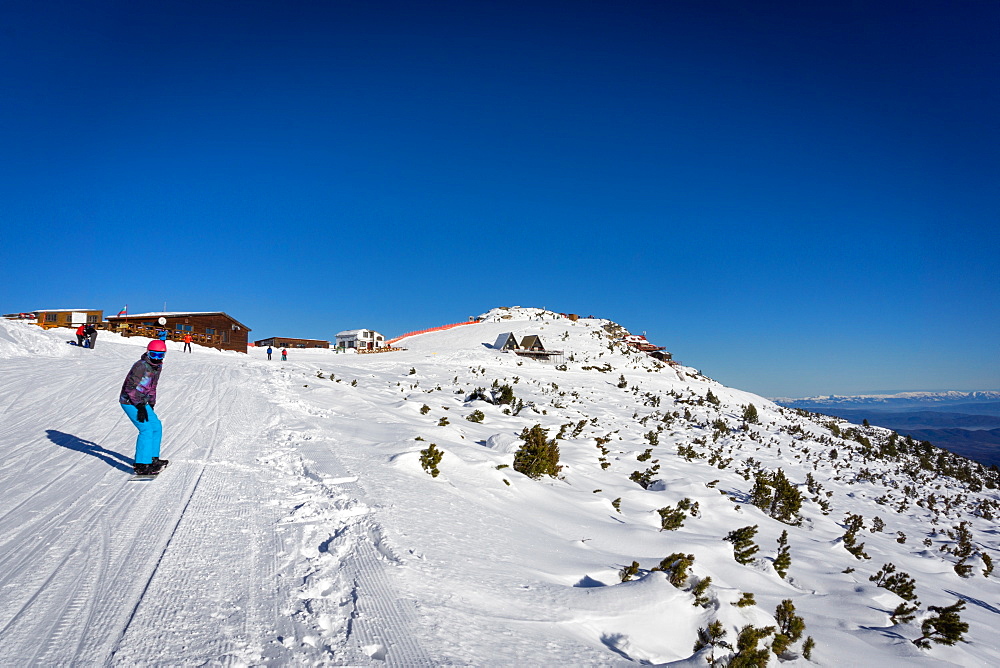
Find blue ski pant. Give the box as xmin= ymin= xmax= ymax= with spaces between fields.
xmin=121 ymin=403 xmax=162 ymax=465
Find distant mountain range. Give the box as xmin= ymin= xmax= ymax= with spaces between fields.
xmin=773 ymin=390 xmax=1000 ymax=410
xmin=775 ymin=391 xmax=1000 ymax=467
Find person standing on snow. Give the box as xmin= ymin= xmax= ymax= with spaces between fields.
xmin=76 ymin=324 xmax=87 ymax=347
xmin=86 ymin=323 xmax=98 ymax=349
xmin=182 ymin=333 xmax=192 ymax=353
xmin=281 ymin=348 xmax=287 ymax=361
xmin=266 ymin=346 xmax=273 ymax=360
xmin=120 ymin=340 xmax=170 ymax=475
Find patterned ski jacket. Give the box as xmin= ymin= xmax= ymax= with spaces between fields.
xmin=119 ymin=354 xmax=162 ymax=406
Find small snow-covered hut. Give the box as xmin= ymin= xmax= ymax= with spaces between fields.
xmin=493 ymin=332 xmax=520 ymax=351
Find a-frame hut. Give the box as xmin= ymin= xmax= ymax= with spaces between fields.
xmin=493 ymin=332 xmax=519 ymax=351
xmin=519 ymin=335 xmax=545 ymax=351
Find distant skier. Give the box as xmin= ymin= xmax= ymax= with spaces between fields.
xmin=266 ymin=346 xmax=273 ymax=360
xmin=76 ymin=324 xmax=87 ymax=347
xmin=281 ymin=348 xmax=287 ymax=361
xmin=120 ymin=340 xmax=169 ymax=476
xmin=86 ymin=324 xmax=98 ymax=349
xmin=183 ymin=333 xmax=192 ymax=353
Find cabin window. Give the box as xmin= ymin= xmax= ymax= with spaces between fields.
xmin=87 ymin=314 xmax=99 ymax=323
xmin=175 ymin=324 xmax=192 ymax=332
xmin=206 ymin=328 xmax=216 ymax=335
xmin=45 ymin=313 xmax=57 ymax=322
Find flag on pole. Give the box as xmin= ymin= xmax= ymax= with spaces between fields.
xmin=117 ymin=305 xmax=127 ymax=317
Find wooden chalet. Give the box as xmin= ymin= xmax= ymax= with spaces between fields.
xmin=106 ymin=312 xmax=251 ymax=353
xmin=254 ymin=337 xmax=330 ymax=349
xmin=513 ymin=334 xmax=564 ymax=363
xmin=33 ymin=309 xmax=103 ymax=329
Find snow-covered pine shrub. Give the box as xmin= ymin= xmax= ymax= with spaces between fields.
xmin=706 ymin=389 xmax=721 ymax=405
xmin=842 ymin=513 xmax=871 ymax=560
xmin=691 ymin=576 xmax=712 ymax=607
xmin=466 ymin=410 xmax=485 ymax=423
xmin=983 ymin=553 xmax=994 ymax=577
xmin=749 ymin=468 xmax=803 ymax=524
xmin=437 ymin=417 xmax=450 ymax=426
xmin=652 ymin=553 xmax=694 ymax=587
xmin=741 ymin=404 xmax=760 ymax=425
xmin=619 ymin=561 xmax=640 ymax=582
xmin=725 ymin=525 xmax=760 ymax=565
xmin=629 ymin=464 xmax=660 ymax=489
xmin=693 ymin=620 xmax=731 ymax=662
xmin=494 ymin=383 xmax=516 ymax=405
xmin=913 ymin=600 xmax=968 ymax=648
xmin=871 ymin=516 xmax=885 ymax=533
xmin=512 ymin=424 xmax=561 ymax=479
xmin=612 ymin=497 xmax=622 ymax=513
xmin=733 ymin=592 xmax=756 ymax=608
xmin=637 ymin=448 xmax=653 ymax=462
xmin=729 ymin=624 xmax=775 ymax=667
xmin=802 ymin=636 xmax=816 ymax=661
xmin=869 ymin=563 xmax=919 ymax=604
xmin=772 ymin=599 xmax=805 ymax=656
xmin=774 ymin=530 xmax=792 ymax=579
xmin=657 ymin=505 xmax=687 ymax=531
xmin=419 ymin=444 xmax=444 ymax=478
xmin=409 ymin=367 xmax=417 ymax=375
xmin=617 ymin=374 xmax=628 ymax=389
xmin=420 ymin=404 xmax=431 ymax=415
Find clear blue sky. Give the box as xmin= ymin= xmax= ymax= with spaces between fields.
xmin=2 ymin=0 xmax=997 ymax=397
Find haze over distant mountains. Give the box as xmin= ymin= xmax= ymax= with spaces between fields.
xmin=775 ymin=391 xmax=1000 ymax=467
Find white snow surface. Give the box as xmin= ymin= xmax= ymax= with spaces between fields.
xmin=0 ymin=309 xmax=998 ymax=666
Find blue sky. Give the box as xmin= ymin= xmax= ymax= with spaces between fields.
xmin=1 ymin=0 xmax=997 ymax=397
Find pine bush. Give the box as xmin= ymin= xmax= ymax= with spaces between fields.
xmin=419 ymin=444 xmax=444 ymax=478
xmin=774 ymin=530 xmax=792 ymax=579
xmin=914 ymin=600 xmax=968 ymax=647
xmin=513 ymin=424 xmax=562 ymax=479
xmin=725 ymin=525 xmax=760 ymax=564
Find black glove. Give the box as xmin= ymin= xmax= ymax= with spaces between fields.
xmin=136 ymin=404 xmax=148 ymax=423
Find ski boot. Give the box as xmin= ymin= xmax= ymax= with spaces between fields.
xmin=133 ymin=462 xmax=159 ymax=476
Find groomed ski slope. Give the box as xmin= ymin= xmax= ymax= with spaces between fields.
xmin=0 ymin=309 xmax=997 ymax=666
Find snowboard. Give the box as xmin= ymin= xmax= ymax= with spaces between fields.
xmin=128 ymin=460 xmax=169 ymax=481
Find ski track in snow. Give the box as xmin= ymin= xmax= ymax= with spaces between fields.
xmin=0 ymin=330 xmax=429 ymax=666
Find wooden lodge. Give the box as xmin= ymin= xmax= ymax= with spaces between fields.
xmin=33 ymin=309 xmax=104 ymax=329
xmin=106 ymin=312 xmax=251 ymax=353
xmin=254 ymin=337 xmax=330 ymax=349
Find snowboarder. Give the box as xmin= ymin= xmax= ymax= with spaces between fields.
xmin=120 ymin=340 xmax=169 ymax=475
xmin=76 ymin=324 xmax=87 ymax=347
xmin=266 ymin=346 xmax=273 ymax=360
xmin=86 ymin=324 xmax=98 ymax=349
xmin=183 ymin=333 xmax=192 ymax=353
xmin=281 ymin=348 xmax=287 ymax=361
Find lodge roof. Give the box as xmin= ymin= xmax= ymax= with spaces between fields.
xmin=107 ymin=311 xmax=251 ymax=330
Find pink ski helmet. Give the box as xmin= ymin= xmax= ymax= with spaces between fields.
xmin=147 ymin=340 xmax=167 ymax=353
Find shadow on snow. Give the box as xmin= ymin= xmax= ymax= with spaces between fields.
xmin=45 ymin=429 xmax=133 ymax=472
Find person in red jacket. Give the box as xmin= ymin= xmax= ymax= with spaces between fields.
xmin=182 ymin=333 xmax=192 ymax=353
xmin=75 ymin=324 xmax=86 ymax=347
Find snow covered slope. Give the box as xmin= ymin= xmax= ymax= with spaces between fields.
xmin=0 ymin=311 xmax=997 ymax=666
